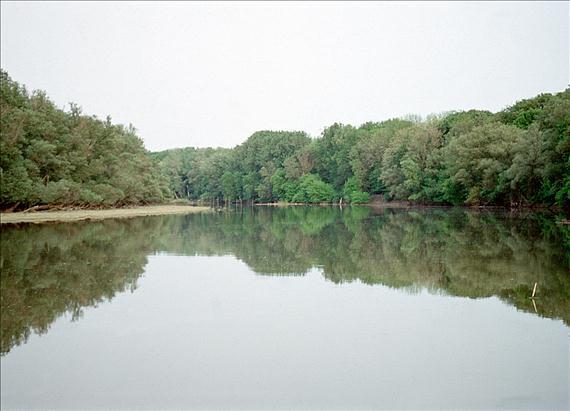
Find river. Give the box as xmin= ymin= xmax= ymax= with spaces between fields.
xmin=1 ymin=206 xmax=568 ymax=409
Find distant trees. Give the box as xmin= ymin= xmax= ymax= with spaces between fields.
xmin=148 ymin=87 xmax=570 ymax=209
xmin=2 ymin=69 xmax=568 ymax=209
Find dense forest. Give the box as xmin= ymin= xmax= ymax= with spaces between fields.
xmin=0 ymin=70 xmax=169 ymax=210
xmin=154 ymin=91 xmax=569 ymax=207
xmin=1 ymin=69 xmax=568 ymax=209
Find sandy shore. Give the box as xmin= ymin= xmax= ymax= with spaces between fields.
xmin=0 ymin=205 xmax=211 ymax=224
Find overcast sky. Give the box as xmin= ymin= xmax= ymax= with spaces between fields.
xmin=1 ymin=1 xmax=568 ymax=151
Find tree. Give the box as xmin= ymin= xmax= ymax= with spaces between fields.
xmin=313 ymin=123 xmax=360 ymax=191
xmin=445 ymin=123 xmax=523 ymax=205
xmin=221 ymin=171 xmax=241 ymax=202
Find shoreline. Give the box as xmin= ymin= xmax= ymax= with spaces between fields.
xmin=0 ymin=205 xmax=211 ymax=225
xmin=252 ymin=201 xmax=566 ymax=212
xmin=2 ymin=202 xmax=567 ymax=225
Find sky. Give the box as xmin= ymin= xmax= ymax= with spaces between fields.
xmin=1 ymin=1 xmax=568 ymax=151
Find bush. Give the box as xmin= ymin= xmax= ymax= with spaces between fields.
xmin=90 ymin=184 xmax=125 ymax=206
xmin=349 ymin=191 xmax=370 ymax=203
xmin=40 ymin=180 xmax=81 ymax=204
xmin=295 ymin=174 xmax=335 ymax=203
xmin=78 ymin=189 xmax=104 ymax=205
xmin=343 ymin=177 xmax=370 ymax=203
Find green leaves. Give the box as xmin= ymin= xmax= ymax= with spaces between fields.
xmin=342 ymin=177 xmax=370 ymax=203
xmin=2 ymin=68 xmax=567 ymax=209
xmin=445 ymin=123 xmax=522 ymax=204
xmin=293 ymin=174 xmax=335 ymax=203
xmin=0 ymin=70 xmax=167 ymax=209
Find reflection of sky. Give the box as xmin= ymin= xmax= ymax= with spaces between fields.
xmin=2 ymin=255 xmax=568 ymax=410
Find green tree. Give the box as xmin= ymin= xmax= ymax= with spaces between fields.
xmin=292 ymin=174 xmax=335 ymax=203
xmin=445 ymin=123 xmax=523 ymax=205
xmin=0 ymin=70 xmax=168 ymax=209
xmin=343 ymin=177 xmax=370 ymax=203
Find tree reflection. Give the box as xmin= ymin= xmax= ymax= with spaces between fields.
xmin=1 ymin=220 xmax=152 ymax=355
xmin=1 ymin=206 xmax=568 ymax=354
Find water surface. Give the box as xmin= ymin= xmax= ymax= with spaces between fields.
xmin=1 ymin=207 xmax=568 ymax=409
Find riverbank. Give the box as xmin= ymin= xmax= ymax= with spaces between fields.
xmin=0 ymin=205 xmax=211 ymax=224
xmin=251 ymin=200 xmax=567 ymax=213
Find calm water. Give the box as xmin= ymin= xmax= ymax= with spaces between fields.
xmin=1 ymin=206 xmax=569 ymax=410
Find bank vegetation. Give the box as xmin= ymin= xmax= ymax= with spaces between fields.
xmin=1 ymin=70 xmax=568 ymax=211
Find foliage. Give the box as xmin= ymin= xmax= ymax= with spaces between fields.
xmin=0 ymin=70 xmax=168 ymax=209
xmin=444 ymin=123 xmax=523 ymax=205
xmin=292 ymin=174 xmax=335 ymax=203
xmin=343 ymin=177 xmax=370 ymax=203
xmin=312 ymin=123 xmax=360 ymax=190
xmin=2 ymin=70 xmax=568 ymax=208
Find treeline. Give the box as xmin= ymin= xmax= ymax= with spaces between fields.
xmin=1 ymin=69 xmax=568 ymax=209
xmin=0 ymin=70 xmax=169 ymax=210
xmin=155 ymin=89 xmax=569 ymax=207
